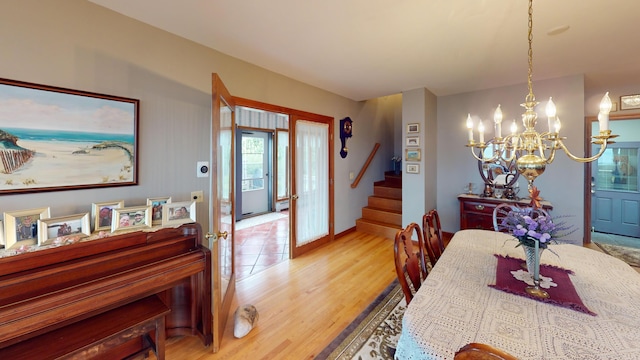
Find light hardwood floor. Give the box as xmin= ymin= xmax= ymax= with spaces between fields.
xmin=161 ymin=230 xmax=397 ymax=359
xmin=156 ymin=233 xmax=636 ymax=359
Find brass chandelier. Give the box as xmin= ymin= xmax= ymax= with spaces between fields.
xmin=465 ymin=0 xmax=617 ymax=187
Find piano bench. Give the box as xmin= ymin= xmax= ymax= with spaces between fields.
xmin=0 ymin=295 xmax=171 ymax=360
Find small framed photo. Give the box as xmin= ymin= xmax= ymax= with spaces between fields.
xmin=406 ymin=136 xmax=420 ymax=147
xmin=3 ymin=207 xmax=51 ymax=249
xmin=406 ymin=164 xmax=420 ymax=174
xmin=92 ymin=200 xmax=125 ymax=232
xmin=620 ymin=94 xmax=640 ymax=110
xmin=147 ymin=196 xmax=172 ymax=226
xmin=405 ymin=149 xmax=422 ymax=162
xmin=407 ymin=123 xmax=420 ymax=134
xmin=38 ymin=213 xmax=91 ymax=246
xmin=111 ymin=205 xmax=152 ymax=232
xmin=162 ymin=201 xmax=196 ymax=226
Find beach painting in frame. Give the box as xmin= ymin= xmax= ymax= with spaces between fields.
xmin=0 ymin=78 xmax=139 ymax=194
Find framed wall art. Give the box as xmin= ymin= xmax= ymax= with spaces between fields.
xmin=620 ymin=94 xmax=640 ymax=110
xmin=406 ymin=164 xmax=420 ymax=174
xmin=37 ymin=213 xmax=91 ymax=246
xmin=111 ymin=205 xmax=152 ymax=232
xmin=406 ymin=136 xmax=420 ymax=147
xmin=407 ymin=123 xmax=420 ymax=134
xmin=0 ymin=77 xmax=139 ymax=195
xmin=3 ymin=207 xmax=51 ymax=249
xmin=405 ymin=149 xmax=422 ymax=162
xmin=92 ymin=200 xmax=125 ymax=232
xmin=147 ymin=196 xmax=172 ymax=226
xmin=162 ymin=201 xmax=196 ymax=227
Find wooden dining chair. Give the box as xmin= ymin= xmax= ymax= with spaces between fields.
xmin=394 ymin=222 xmax=427 ymax=304
xmin=422 ymin=209 xmax=445 ymax=266
xmin=492 ymin=203 xmax=517 ymax=232
xmin=454 ymin=343 xmax=519 ymax=360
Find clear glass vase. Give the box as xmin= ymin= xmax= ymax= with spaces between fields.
xmin=522 ymin=245 xmax=543 ymax=275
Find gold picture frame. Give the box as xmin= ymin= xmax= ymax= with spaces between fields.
xmin=407 ymin=123 xmax=420 ymax=134
xmin=3 ymin=207 xmax=51 ymax=249
xmin=147 ymin=196 xmax=172 ymax=226
xmin=620 ymin=94 xmax=640 ymax=110
xmin=405 ymin=149 xmax=421 ymax=162
xmin=406 ymin=164 xmax=420 ymax=174
xmin=38 ymin=213 xmax=91 ymax=246
xmin=111 ymin=205 xmax=152 ymax=232
xmin=92 ymin=200 xmax=125 ymax=232
xmin=162 ymin=201 xmax=196 ymax=227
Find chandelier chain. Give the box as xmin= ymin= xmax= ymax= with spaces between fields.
xmin=526 ymin=0 xmax=534 ymax=104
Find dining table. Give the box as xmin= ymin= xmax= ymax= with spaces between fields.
xmin=394 ymin=229 xmax=640 ymax=360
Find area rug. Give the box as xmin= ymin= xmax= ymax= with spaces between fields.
xmin=234 ymin=212 xmax=288 ymax=230
xmin=316 ymin=279 xmax=406 ymax=360
xmin=595 ymin=243 xmax=640 ymax=268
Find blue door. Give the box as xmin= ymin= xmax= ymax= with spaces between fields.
xmin=591 ymin=142 xmax=640 ymax=237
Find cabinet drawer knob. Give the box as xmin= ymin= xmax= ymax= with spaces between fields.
xmin=475 ymin=204 xmax=485 ymax=210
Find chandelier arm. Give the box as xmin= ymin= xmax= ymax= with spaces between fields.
xmin=556 ymin=139 xmax=609 ymax=163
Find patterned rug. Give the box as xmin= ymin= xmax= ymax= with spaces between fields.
xmin=316 ymin=279 xmax=406 ymax=360
xmin=595 ymin=243 xmax=640 ymax=268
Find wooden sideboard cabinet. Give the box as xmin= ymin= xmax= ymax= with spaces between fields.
xmin=458 ymin=194 xmax=553 ymax=231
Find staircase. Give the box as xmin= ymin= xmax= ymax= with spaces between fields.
xmin=355 ymin=171 xmax=402 ymax=239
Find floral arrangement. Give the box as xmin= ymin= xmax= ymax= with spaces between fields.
xmin=498 ymin=206 xmax=575 ymax=250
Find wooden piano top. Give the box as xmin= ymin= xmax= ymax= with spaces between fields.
xmin=0 ymin=223 xmax=212 ymax=348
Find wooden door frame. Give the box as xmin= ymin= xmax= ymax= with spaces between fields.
xmin=233 ymin=96 xmax=334 ymax=258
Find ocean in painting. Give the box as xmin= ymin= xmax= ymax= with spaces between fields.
xmin=2 ymin=127 xmax=134 ymax=145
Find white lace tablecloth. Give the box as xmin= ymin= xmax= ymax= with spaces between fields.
xmin=394 ymin=229 xmax=640 ymax=360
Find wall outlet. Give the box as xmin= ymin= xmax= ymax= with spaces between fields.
xmin=191 ymin=190 xmax=204 ymax=203
xmin=349 ymin=172 xmax=355 ymax=180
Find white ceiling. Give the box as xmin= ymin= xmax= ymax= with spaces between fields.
xmin=88 ymin=0 xmax=640 ymax=101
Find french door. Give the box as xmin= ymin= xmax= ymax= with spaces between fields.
xmin=208 ymin=74 xmax=235 ymax=352
xmin=290 ymin=114 xmax=334 ymax=258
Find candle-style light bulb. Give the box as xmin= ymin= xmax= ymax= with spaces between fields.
xmin=466 ymin=114 xmax=474 ymax=142
xmin=554 ymin=116 xmax=561 ymax=133
xmin=478 ymin=121 xmax=485 ymax=144
xmin=494 ymin=105 xmax=503 ymax=138
xmin=510 ymin=119 xmax=519 ymax=148
xmin=599 ymin=92 xmax=611 ymax=131
xmin=546 ymin=97 xmax=556 ymax=132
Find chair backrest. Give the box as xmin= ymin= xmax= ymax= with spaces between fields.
xmin=422 ymin=209 xmax=445 ymax=266
xmin=454 ymin=343 xmax=519 ymax=360
xmin=493 ymin=203 xmax=517 ymax=232
xmin=393 ymin=222 xmax=426 ymax=304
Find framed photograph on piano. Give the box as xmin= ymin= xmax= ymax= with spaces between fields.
xmin=37 ymin=213 xmax=91 ymax=246
xmin=111 ymin=205 xmax=152 ymax=232
xmin=162 ymin=201 xmax=196 ymax=227
xmin=92 ymin=200 xmax=124 ymax=232
xmin=3 ymin=207 xmax=51 ymax=249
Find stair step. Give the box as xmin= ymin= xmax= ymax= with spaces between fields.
xmin=368 ymin=196 xmax=402 ymax=212
xmin=362 ymin=206 xmax=402 ymax=226
xmin=356 ymin=218 xmax=401 ymax=240
xmin=373 ymin=185 xmax=402 ymax=199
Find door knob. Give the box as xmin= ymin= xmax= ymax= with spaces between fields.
xmin=205 ymin=231 xmax=228 ymax=242
xmin=291 ymin=194 xmax=299 ymax=200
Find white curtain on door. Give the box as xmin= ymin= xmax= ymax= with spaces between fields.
xmin=295 ymin=120 xmax=329 ymax=245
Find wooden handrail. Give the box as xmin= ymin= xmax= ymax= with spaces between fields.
xmin=351 ymin=143 xmax=380 ymax=188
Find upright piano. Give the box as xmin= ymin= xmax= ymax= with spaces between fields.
xmin=0 ymin=222 xmax=212 ymax=359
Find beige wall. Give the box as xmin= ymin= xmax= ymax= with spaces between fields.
xmin=0 ymin=0 xmax=399 ymax=235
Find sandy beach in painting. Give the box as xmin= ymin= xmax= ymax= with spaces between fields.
xmin=0 ymin=139 xmax=133 ymax=191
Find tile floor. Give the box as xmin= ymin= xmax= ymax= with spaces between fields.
xmin=235 ymin=211 xmax=289 ymax=280
xmin=592 ymin=231 xmax=640 ymax=249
